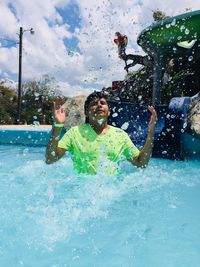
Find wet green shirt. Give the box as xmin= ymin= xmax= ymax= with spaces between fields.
xmin=58 ymin=124 xmax=140 ymax=175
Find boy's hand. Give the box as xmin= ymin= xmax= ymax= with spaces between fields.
xmin=53 ymin=96 xmax=66 ymax=124
xmin=147 ymin=106 xmax=158 ymax=134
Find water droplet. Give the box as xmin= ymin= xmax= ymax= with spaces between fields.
xmin=183 ymin=122 xmax=187 ymax=128
xmin=33 ymin=121 xmax=40 ymax=126
xmin=121 ymin=122 xmax=129 ymax=130
xmin=180 ymin=25 xmax=185 ymax=32
xmin=185 ymin=28 xmax=190 ymax=35
xmin=112 ymin=113 xmax=118 ymax=117
xmin=188 ymin=56 xmax=193 ymax=62
xmin=51 ymin=151 xmax=56 ymax=156
xmin=171 ymin=19 xmax=176 ymax=26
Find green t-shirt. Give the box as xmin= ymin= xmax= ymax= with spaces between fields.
xmin=58 ymin=124 xmax=140 ymax=175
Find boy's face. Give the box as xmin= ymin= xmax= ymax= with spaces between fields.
xmin=86 ymin=97 xmax=110 ymax=122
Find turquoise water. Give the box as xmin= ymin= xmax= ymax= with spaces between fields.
xmin=0 ymin=145 xmax=200 ymax=267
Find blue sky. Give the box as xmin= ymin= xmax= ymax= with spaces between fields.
xmin=0 ymin=0 xmax=199 ymax=96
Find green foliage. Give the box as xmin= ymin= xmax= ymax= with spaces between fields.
xmin=0 ymin=75 xmax=64 ymax=125
xmin=0 ymin=83 xmax=17 ymax=124
xmin=21 ymin=75 xmax=63 ymax=124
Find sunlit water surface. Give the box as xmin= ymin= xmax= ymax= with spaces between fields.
xmin=0 ymin=145 xmax=200 ymax=267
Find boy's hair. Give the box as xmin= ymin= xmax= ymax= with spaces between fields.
xmin=84 ymin=91 xmax=108 ymax=123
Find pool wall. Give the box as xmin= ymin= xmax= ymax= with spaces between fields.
xmin=0 ymin=125 xmax=200 ymax=159
xmin=0 ymin=126 xmax=52 ymax=146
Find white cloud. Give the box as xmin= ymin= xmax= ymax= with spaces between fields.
xmin=57 ymin=81 xmax=93 ymax=96
xmin=0 ymin=0 xmax=199 ymax=96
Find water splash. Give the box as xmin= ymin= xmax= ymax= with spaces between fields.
xmin=1 ymin=145 xmax=200 ymax=265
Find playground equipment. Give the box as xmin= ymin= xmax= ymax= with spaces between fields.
xmin=110 ymin=10 xmax=200 ymax=159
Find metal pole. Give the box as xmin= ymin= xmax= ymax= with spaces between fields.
xmin=152 ymin=52 xmax=164 ymax=106
xmin=17 ymin=27 xmax=23 ymax=123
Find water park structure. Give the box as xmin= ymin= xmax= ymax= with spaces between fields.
xmin=107 ymin=10 xmax=200 ymax=160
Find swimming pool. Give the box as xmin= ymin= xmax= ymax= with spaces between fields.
xmin=0 ymin=144 xmax=200 ymax=267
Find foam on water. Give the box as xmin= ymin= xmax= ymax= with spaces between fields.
xmin=0 ymin=145 xmax=200 ymax=266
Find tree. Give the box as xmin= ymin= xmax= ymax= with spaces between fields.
xmin=0 ymin=82 xmax=17 ymax=124
xmin=21 ymin=75 xmax=63 ymax=124
xmin=152 ymin=10 xmax=169 ymax=21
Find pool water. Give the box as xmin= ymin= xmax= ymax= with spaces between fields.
xmin=0 ymin=145 xmax=200 ymax=267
